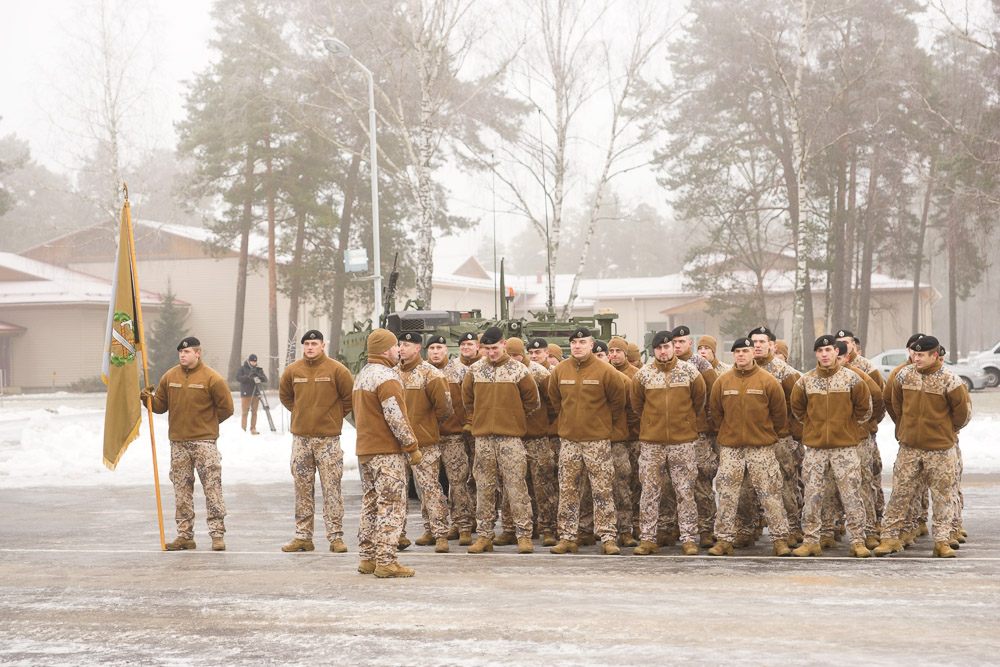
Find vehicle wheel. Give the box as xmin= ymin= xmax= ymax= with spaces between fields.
xmin=986 ymin=367 xmax=1000 ymax=388
xmin=962 ymin=377 xmax=974 ymax=392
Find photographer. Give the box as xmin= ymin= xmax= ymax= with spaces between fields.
xmin=236 ymin=354 xmax=267 ymax=434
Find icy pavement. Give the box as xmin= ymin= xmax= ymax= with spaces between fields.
xmin=1 ymin=480 xmax=999 ymax=666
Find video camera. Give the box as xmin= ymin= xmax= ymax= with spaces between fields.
xmin=250 ymin=366 xmax=267 ymax=384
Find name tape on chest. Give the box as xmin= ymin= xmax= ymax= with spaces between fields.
xmin=723 ymin=389 xmax=739 ymax=396
xmin=293 ymin=378 xmax=308 ymax=383
xmin=582 ymin=379 xmax=600 ymax=385
xmin=561 ymin=379 xmax=576 ymax=385
xmin=669 ymin=381 xmax=689 ymax=388
xmin=746 ymin=388 xmax=764 ymax=395
xmin=315 ymin=377 xmax=331 ymax=382
xmin=189 ymin=384 xmax=205 ymax=389
xmin=169 ymin=382 xmax=182 ymax=388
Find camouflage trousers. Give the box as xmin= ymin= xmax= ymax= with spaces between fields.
xmin=474 ymin=435 xmax=532 ymax=539
xmin=801 ymin=446 xmax=866 ymax=546
xmin=437 ymin=434 xmax=475 ymax=533
xmin=628 ymin=441 xmax=642 ymax=533
xmin=290 ymin=435 xmax=344 ymax=542
xmin=773 ymin=436 xmax=802 ymax=531
xmin=412 ymin=444 xmax=450 ymax=538
xmin=358 ymin=453 xmax=408 ymax=567
xmin=515 ymin=437 xmax=558 ymax=533
xmin=694 ymin=433 xmax=719 ymax=535
xmin=612 ymin=441 xmax=634 ymax=534
xmin=854 ymin=436 xmax=878 ymax=535
xmin=870 ymin=436 xmax=885 ymax=523
xmin=882 ymin=444 xmax=959 ymax=543
xmin=714 ymin=445 xmax=789 ymax=543
xmin=639 ymin=440 xmax=698 ymax=544
xmin=169 ymin=439 xmax=225 ymax=539
xmin=734 ymin=475 xmax=762 ymax=538
xmin=557 ymin=439 xmax=617 ymax=543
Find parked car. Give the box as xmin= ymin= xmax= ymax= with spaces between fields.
xmin=966 ymin=339 xmax=1000 ymax=387
xmin=869 ymin=348 xmax=988 ymax=392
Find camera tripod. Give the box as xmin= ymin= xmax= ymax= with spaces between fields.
xmin=252 ymin=376 xmax=276 ymax=432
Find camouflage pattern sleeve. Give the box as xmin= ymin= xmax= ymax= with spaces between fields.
xmin=851 ymin=375 xmax=873 ymax=426
xmin=376 ymin=379 xmax=417 ymax=451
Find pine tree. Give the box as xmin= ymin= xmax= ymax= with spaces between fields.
xmin=145 ymin=283 xmax=188 ymax=384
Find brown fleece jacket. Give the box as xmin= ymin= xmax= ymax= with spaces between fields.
xmin=709 ymin=364 xmax=786 ymax=447
xmin=279 ymin=351 xmax=354 ymax=437
xmin=790 ymin=364 xmax=872 ymax=449
xmin=431 ymin=357 xmax=468 ymax=436
xmin=398 ymin=356 xmax=452 ymax=448
xmin=151 ymin=360 xmax=234 ymax=442
xmin=756 ymin=352 xmax=801 ymax=440
xmin=631 ymin=356 xmax=707 ymax=445
xmin=890 ymin=359 xmax=972 ymax=451
xmin=461 ymin=354 xmax=540 ymax=437
xmin=352 ymin=356 xmax=418 ymax=458
xmin=842 ymin=364 xmax=884 ymax=436
xmin=547 ymin=352 xmax=627 ymax=442
xmin=678 ymin=348 xmax=718 ymax=433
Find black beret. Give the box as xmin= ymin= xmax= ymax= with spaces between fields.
xmin=593 ymin=340 xmax=609 ymax=354
xmin=398 ymin=331 xmax=423 ymax=345
xmin=651 ymin=330 xmax=674 ymax=348
xmin=426 ymin=334 xmax=447 ymax=347
xmin=836 ymin=329 xmax=854 ymax=339
xmin=458 ymin=332 xmax=478 ymax=343
xmin=731 ymin=338 xmax=752 ymax=352
xmin=480 ymin=326 xmax=504 ymax=345
xmin=528 ymin=337 xmax=548 ymax=349
xmin=749 ymin=326 xmax=775 ymax=341
xmin=671 ymin=325 xmax=691 ymax=338
xmin=248 ymin=354 xmax=257 ymax=362
xmin=834 ymin=340 xmax=849 ymax=356
xmin=906 ymin=333 xmax=925 ymax=349
xmin=911 ymin=335 xmax=940 ymax=352
xmin=568 ymin=326 xmax=592 ymax=341
xmin=177 ymin=336 xmax=201 ymax=350
xmin=813 ymin=335 xmax=835 ymax=351
xmin=301 ymin=329 xmax=323 ymax=343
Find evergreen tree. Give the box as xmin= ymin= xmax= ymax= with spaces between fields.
xmin=146 ymin=283 xmax=188 ymax=383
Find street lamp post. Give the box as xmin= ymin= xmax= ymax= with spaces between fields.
xmin=323 ymin=38 xmax=383 ymax=326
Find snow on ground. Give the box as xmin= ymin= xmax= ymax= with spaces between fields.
xmin=0 ymin=390 xmax=996 ymax=488
xmin=0 ymin=392 xmax=358 ymax=489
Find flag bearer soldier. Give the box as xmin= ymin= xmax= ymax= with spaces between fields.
xmin=395 ymin=331 xmax=454 ymax=554
xmin=631 ymin=330 xmax=708 ymax=556
xmin=707 ymin=338 xmax=792 ymax=556
xmin=143 ymin=336 xmax=234 ymax=551
xmin=461 ymin=327 xmax=540 ymax=554
xmin=278 ymin=329 xmax=355 ymax=554
xmin=425 ymin=334 xmax=475 ymax=546
xmin=874 ymin=335 xmax=971 ymax=558
xmin=789 ymin=335 xmax=873 ymax=558
xmin=547 ymin=327 xmax=627 ymax=555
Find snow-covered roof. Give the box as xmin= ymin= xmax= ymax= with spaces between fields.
xmin=0 ymin=252 xmax=181 ymax=307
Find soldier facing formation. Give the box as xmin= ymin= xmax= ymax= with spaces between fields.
xmin=143 ymin=322 xmax=972 ymax=575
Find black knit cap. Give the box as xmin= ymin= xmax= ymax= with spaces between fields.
xmin=248 ymin=354 xmax=257 ymax=362
xmin=593 ymin=340 xmax=609 ymax=354
xmin=749 ymin=325 xmax=775 ymax=341
xmin=300 ymin=329 xmax=323 ymax=343
xmin=651 ymin=330 xmax=674 ymax=348
xmin=480 ymin=326 xmax=504 ymax=345
xmin=813 ymin=334 xmax=835 ymax=351
xmin=177 ymin=336 xmax=201 ymax=350
xmin=671 ymin=325 xmax=691 ymax=338
xmin=834 ymin=340 xmax=849 ymax=356
xmin=458 ymin=331 xmax=478 ymax=343
xmin=568 ymin=326 xmax=592 ymax=341
xmin=528 ymin=337 xmax=548 ymax=349
xmin=731 ymin=337 xmax=752 ymax=352
xmin=906 ymin=333 xmax=925 ymax=348
xmin=426 ymin=334 xmax=447 ymax=347
xmin=836 ymin=329 xmax=854 ymax=339
xmin=398 ymin=331 xmax=423 ymax=345
xmin=911 ymin=335 xmax=940 ymax=352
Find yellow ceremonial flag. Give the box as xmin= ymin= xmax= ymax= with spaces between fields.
xmin=101 ymin=201 xmax=143 ymax=470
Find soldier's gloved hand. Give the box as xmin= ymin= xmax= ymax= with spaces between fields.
xmin=408 ymin=449 xmax=423 ymax=466
xmin=139 ymin=386 xmax=154 ymax=402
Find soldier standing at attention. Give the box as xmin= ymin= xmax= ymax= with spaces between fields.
xmin=278 ymin=330 xmax=354 ymax=554
xmin=461 ymin=327 xmax=540 ymax=554
xmin=142 ymin=336 xmax=234 ymax=551
xmin=672 ymin=325 xmax=719 ymax=548
xmin=874 ymin=335 xmax=971 ymax=558
xmin=631 ymin=330 xmax=707 ymax=556
xmin=353 ymin=329 xmax=421 ymax=578
xmin=395 ymin=332 xmax=454 ymax=554
xmin=425 ymin=334 xmax=475 ymax=546
xmin=547 ymin=327 xmax=627 ymax=555
xmin=707 ymin=338 xmax=792 ymax=556
xmin=790 ymin=335 xmax=872 ymax=558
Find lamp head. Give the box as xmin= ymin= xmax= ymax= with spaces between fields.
xmin=323 ymin=38 xmax=352 ymax=58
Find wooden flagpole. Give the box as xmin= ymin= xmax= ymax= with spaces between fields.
xmin=124 ymin=183 xmax=166 ymax=551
